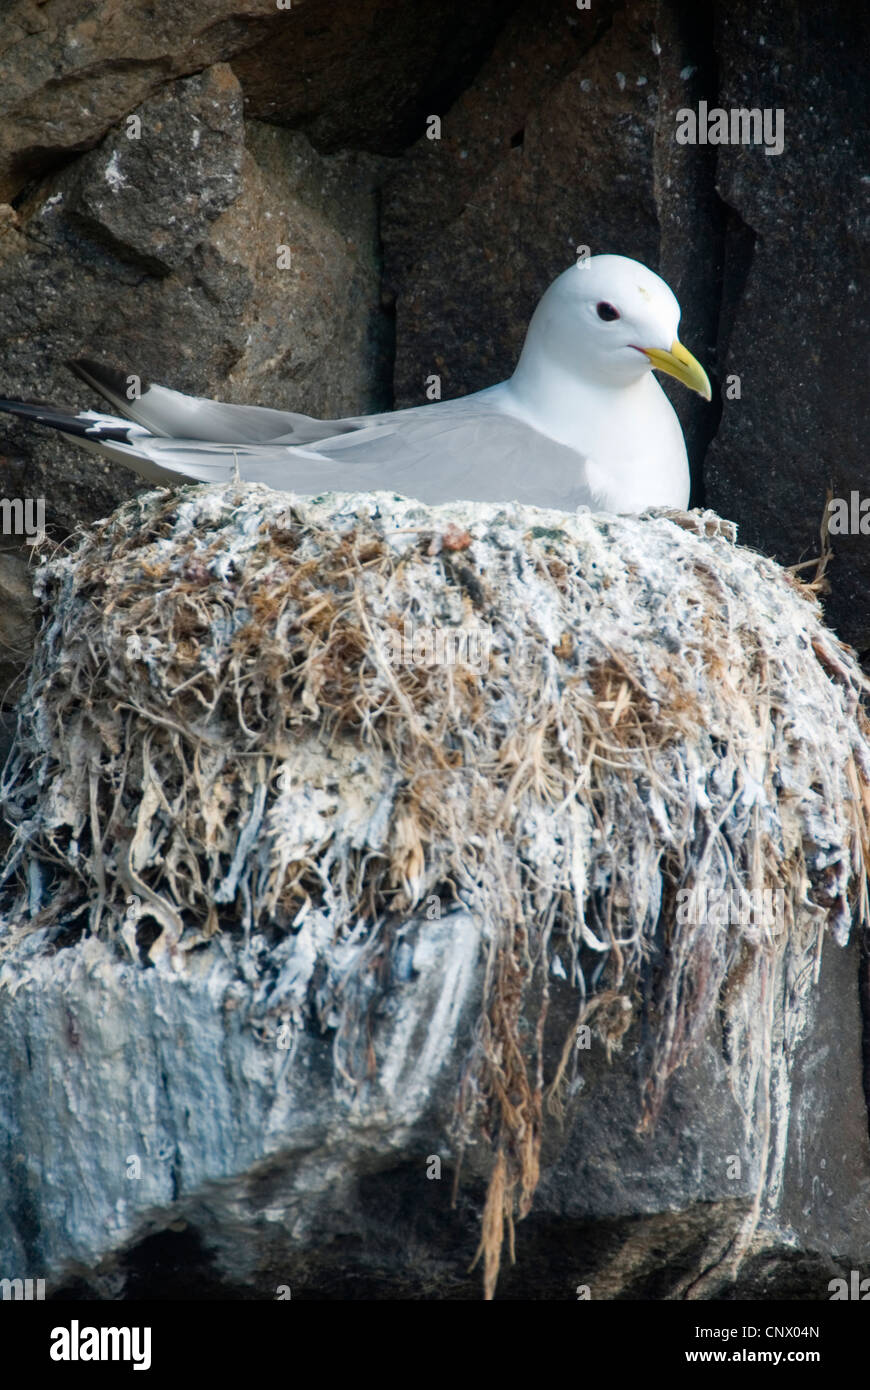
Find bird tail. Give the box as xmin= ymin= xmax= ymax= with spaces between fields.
xmin=0 ymin=396 xmax=144 ymax=444
xmin=0 ymin=395 xmax=206 ymax=487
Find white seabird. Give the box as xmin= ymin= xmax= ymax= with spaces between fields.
xmin=0 ymin=254 xmax=711 ymax=514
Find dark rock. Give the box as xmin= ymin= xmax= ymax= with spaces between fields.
xmin=63 ymin=66 xmax=245 ymax=277
xmin=0 ymin=0 xmax=513 ymax=202
xmin=704 ymin=0 xmax=870 ymax=651
xmin=379 ymin=0 xmax=717 ymax=492
xmin=0 ymin=70 xmax=389 ymax=535
xmin=382 ymin=0 xmax=656 ymax=409
xmin=0 ymin=551 xmax=36 ymax=705
xmin=0 ymin=0 xmax=277 ymax=202
xmin=651 ymin=0 xmax=725 ymax=491
xmin=231 ymin=0 xmax=517 ymax=155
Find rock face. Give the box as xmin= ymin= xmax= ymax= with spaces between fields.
xmin=703 ymin=0 xmax=870 ymax=652
xmin=2 ymin=907 xmax=866 ymax=1301
xmin=0 ymin=0 xmax=868 ymax=1301
xmin=0 ymin=64 xmax=391 ymax=553
xmin=0 ymin=552 xmax=36 ymax=709
xmin=0 ymin=0 xmax=512 ymax=198
xmin=1 ymin=486 xmax=869 ymax=1299
xmin=64 ymin=66 xmax=247 ymax=278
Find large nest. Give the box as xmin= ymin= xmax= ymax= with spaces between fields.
xmin=2 ymin=483 xmax=870 ymax=1296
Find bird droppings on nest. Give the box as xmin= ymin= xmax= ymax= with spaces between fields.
xmin=2 ymin=482 xmax=870 ymax=1299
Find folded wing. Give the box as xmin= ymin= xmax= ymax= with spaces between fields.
xmin=1 ymin=363 xmax=597 ymax=510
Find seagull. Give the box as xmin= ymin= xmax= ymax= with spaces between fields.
xmin=0 ymin=255 xmax=711 ymax=514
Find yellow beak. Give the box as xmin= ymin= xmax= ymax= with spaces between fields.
xmin=641 ymin=339 xmax=712 ymax=401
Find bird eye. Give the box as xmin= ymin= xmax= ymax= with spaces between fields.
xmin=596 ymin=301 xmax=620 ymax=321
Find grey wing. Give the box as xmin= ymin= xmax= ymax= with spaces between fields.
xmin=67 ymin=360 xmax=598 ymax=510
xmin=68 ymin=358 xmax=362 ymax=445
xmin=102 ymin=401 xmax=599 ymax=511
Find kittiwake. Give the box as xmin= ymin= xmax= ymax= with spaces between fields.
xmin=0 ymin=254 xmax=711 ymax=514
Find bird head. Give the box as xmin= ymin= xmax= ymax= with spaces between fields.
xmin=518 ymin=254 xmax=712 ymax=400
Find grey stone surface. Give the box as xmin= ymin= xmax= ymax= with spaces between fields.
xmin=0 ymin=552 xmax=36 ymax=706
xmin=382 ymin=0 xmax=657 ymax=409
xmin=64 ymin=66 xmax=246 ymax=277
xmin=0 ymin=0 xmax=290 ymax=202
xmin=231 ymin=0 xmax=514 ymax=155
xmin=0 ymin=910 xmax=484 ymax=1287
xmin=704 ymin=0 xmax=870 ymax=652
xmin=0 ymin=899 xmax=866 ymax=1299
xmin=0 ymin=68 xmax=390 ymax=535
xmin=0 ymin=0 xmax=512 ymax=200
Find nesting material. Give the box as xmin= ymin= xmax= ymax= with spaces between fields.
xmin=2 ymin=483 xmax=869 ymax=1297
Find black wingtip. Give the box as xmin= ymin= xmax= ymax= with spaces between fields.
xmin=0 ymin=398 xmax=57 ymax=422
xmin=0 ymin=398 xmax=134 ymax=442
xmin=66 ymin=358 xmax=153 ymax=400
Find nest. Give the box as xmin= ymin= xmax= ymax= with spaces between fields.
xmin=2 ymin=482 xmax=869 ymax=1298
